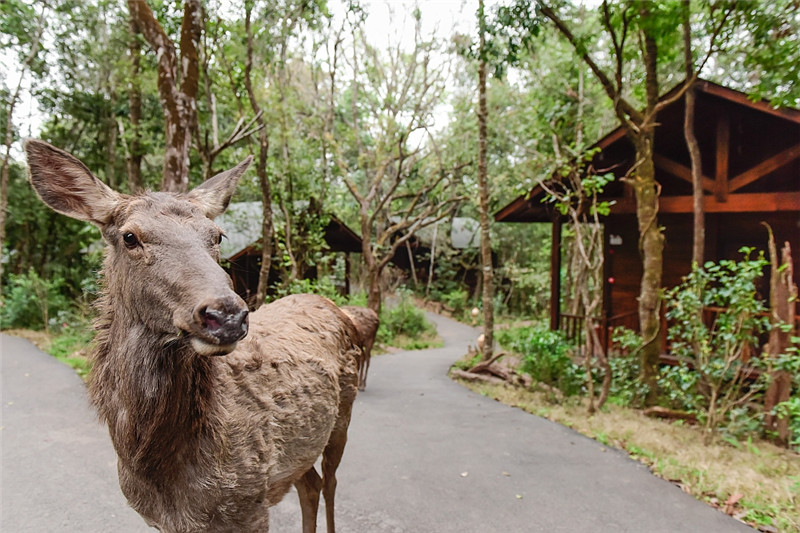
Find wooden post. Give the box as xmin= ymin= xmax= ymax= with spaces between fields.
xmin=344 ymin=253 xmax=351 ymax=296
xmin=602 ymin=226 xmax=612 ymax=353
xmin=550 ymin=215 xmax=562 ymax=331
xmin=715 ymin=115 xmax=730 ymax=202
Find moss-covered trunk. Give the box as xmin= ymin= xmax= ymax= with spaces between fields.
xmin=631 ymin=133 xmax=665 ymax=401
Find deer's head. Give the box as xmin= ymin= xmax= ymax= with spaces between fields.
xmin=25 ymin=140 xmax=252 ymax=356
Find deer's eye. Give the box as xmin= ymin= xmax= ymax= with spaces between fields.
xmin=218 ymin=233 xmax=226 ymax=245
xmin=123 ymin=232 xmax=139 ymax=249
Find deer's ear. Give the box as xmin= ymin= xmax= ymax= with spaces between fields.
xmin=187 ymin=156 xmax=252 ymax=219
xmin=25 ymin=139 xmax=120 ymax=226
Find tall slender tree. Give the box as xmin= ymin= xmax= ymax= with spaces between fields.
xmin=243 ymin=1 xmax=274 ymax=308
xmin=476 ymin=0 xmax=495 ymax=360
xmin=124 ymin=11 xmax=144 ymax=192
xmin=334 ymin=14 xmax=466 ymax=314
xmin=682 ymin=0 xmax=704 ymax=266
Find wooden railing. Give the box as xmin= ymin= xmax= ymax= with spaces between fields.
xmin=559 ymin=311 xmax=639 ymax=356
xmin=561 ymin=307 xmax=800 ymax=359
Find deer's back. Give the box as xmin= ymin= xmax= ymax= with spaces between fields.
xmin=219 ymin=294 xmax=360 ymax=503
xmin=342 ymin=306 xmax=379 ymax=345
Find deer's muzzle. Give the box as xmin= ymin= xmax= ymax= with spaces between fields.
xmin=179 ymin=295 xmax=249 ymax=356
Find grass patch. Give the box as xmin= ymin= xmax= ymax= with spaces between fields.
xmin=46 ymin=328 xmax=94 ymax=379
xmin=452 ymin=376 xmax=800 ymax=532
xmin=389 ymin=331 xmax=443 ymax=351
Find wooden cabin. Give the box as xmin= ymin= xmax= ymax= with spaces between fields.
xmin=216 ymin=202 xmax=362 ymax=303
xmin=388 ymin=217 xmax=484 ymax=291
xmin=495 ymin=80 xmax=800 ymax=348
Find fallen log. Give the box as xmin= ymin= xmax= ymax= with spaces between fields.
xmin=450 ymin=368 xmax=507 ymax=387
xmin=467 ymin=351 xmax=507 ymax=374
xmin=642 ymin=406 xmax=698 ymax=423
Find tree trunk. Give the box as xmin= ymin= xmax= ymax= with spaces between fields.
xmin=128 ymin=0 xmax=201 ymax=193
xmin=477 ymin=0 xmax=495 ymax=360
xmin=244 ymin=2 xmax=274 ymax=309
xmin=634 ymin=8 xmax=665 ymax=404
xmin=685 ymin=86 xmax=704 ymax=266
xmin=763 ymin=230 xmax=797 ymax=446
xmin=127 ymin=19 xmax=144 ymax=190
xmin=367 ymin=264 xmax=382 ymax=316
xmin=683 ymin=3 xmax=704 ymax=266
xmin=126 ymin=13 xmax=144 ymax=192
xmin=632 ymin=133 xmax=665 ymax=401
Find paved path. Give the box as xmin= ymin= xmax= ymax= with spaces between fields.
xmin=1 ymin=314 xmax=753 ymax=532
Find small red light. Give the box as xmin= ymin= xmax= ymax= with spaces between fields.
xmin=608 ymin=277 xmax=615 ymax=284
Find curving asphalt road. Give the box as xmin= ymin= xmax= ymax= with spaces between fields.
xmin=1 ymin=313 xmax=753 ymax=532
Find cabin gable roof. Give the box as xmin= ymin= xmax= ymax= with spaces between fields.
xmin=496 ymin=80 xmax=800 ymax=223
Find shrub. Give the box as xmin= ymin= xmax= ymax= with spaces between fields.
xmin=1 ymin=269 xmax=74 ymax=331
xmin=496 ymin=324 xmax=584 ymax=397
xmin=773 ymin=397 xmax=800 ymax=452
xmin=607 ymin=327 xmax=650 ymax=407
xmin=272 ymin=276 xmax=348 ymax=306
xmin=378 ymin=289 xmax=436 ymax=348
xmin=661 ymin=249 xmax=772 ymax=444
xmin=440 ymin=288 xmax=468 ymax=317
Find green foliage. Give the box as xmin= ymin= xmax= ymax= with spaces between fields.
xmin=497 ymin=324 xmax=584 ymax=397
xmin=661 ymin=250 xmax=772 ymax=442
xmin=607 ymin=327 xmax=650 ymax=408
xmin=378 ymin=289 xmax=437 ymax=350
xmin=1 ymin=269 xmax=74 ymax=331
xmin=440 ymin=288 xmax=469 ymax=317
xmin=3 ymin=161 xmax=104 ymax=303
xmin=271 ymin=276 xmax=349 ymax=307
xmin=720 ymin=0 xmax=800 ymax=108
xmin=47 ymin=325 xmax=94 ymax=379
xmin=772 ymin=397 xmax=800 ymax=452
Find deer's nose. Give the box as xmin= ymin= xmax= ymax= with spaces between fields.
xmin=194 ymin=298 xmax=249 ymax=346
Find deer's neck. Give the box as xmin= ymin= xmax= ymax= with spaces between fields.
xmin=90 ymin=304 xmax=220 ymax=477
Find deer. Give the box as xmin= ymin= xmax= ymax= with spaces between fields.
xmin=340 ymin=306 xmax=379 ymax=390
xmin=25 ymin=140 xmax=359 ymax=533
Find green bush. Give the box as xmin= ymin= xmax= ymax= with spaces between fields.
xmin=496 ymin=324 xmax=584 ymax=396
xmin=272 ymin=276 xmax=349 ymax=306
xmin=773 ymin=397 xmax=800 ymax=452
xmin=661 ymin=249 xmax=772 ymax=443
xmin=440 ymin=288 xmax=468 ymax=316
xmin=378 ymin=289 xmax=436 ymax=347
xmin=1 ymin=269 xmax=74 ymax=331
xmin=607 ymin=327 xmax=650 ymax=407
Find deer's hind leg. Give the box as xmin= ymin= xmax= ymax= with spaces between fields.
xmin=321 ymin=372 xmax=357 ymax=533
xmin=295 ymin=467 xmax=323 ymax=533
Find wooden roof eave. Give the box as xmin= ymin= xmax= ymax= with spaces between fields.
xmin=494 ymin=184 xmax=561 ymax=223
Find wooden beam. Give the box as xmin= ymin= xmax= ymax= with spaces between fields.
xmin=715 ymin=115 xmax=730 ymax=202
xmin=594 ymin=127 xmax=627 ymax=151
xmin=653 ymin=154 xmax=714 ymax=192
xmin=729 ymin=142 xmax=800 ymax=193
xmin=607 ymin=192 xmax=800 ymax=214
xmin=696 ymin=80 xmax=800 ymax=125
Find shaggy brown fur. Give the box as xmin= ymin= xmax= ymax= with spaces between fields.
xmin=26 ymin=140 xmax=359 ymax=533
xmin=341 ymin=306 xmax=379 ymax=390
